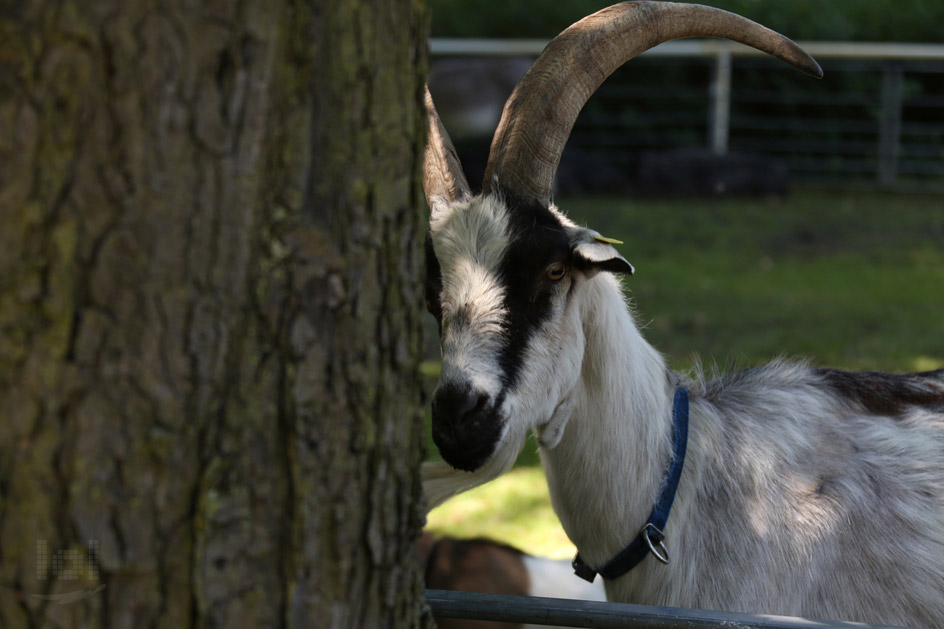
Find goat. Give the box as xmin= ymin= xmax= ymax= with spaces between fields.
xmin=420 ymin=2 xmax=944 ymax=626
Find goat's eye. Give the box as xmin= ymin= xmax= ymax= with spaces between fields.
xmin=546 ymin=263 xmax=568 ymax=281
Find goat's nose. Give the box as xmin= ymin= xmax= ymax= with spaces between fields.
xmin=430 ymin=382 xmax=501 ymax=472
xmin=431 ymin=382 xmax=487 ymax=427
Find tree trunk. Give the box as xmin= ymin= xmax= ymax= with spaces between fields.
xmin=0 ymin=1 xmax=431 ymax=627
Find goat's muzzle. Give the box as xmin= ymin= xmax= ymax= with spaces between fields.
xmin=431 ymin=382 xmax=502 ymax=472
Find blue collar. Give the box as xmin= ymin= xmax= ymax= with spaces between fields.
xmin=572 ymin=386 xmax=690 ymax=583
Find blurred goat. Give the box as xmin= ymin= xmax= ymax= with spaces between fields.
xmin=418 ymin=533 xmax=604 ymax=629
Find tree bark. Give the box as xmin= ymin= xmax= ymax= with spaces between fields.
xmin=0 ymin=1 xmax=431 ymax=627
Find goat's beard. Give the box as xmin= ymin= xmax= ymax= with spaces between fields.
xmin=422 ymin=423 xmax=526 ymax=512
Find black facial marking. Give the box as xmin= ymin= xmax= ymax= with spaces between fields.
xmin=495 ymin=194 xmax=571 ymax=390
xmin=817 ymin=368 xmax=944 ymax=417
xmin=424 ymin=231 xmax=444 ymax=333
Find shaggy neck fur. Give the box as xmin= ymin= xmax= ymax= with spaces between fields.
xmin=539 ymin=272 xmax=676 ymax=575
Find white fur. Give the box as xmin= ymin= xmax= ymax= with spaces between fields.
xmin=523 ymin=556 xmax=607 ymax=602
xmin=423 ymin=194 xmax=944 ymax=627
xmin=522 ymin=555 xmax=607 ymax=629
xmin=431 ymin=196 xmax=511 ymax=403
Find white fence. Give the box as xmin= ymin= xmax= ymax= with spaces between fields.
xmin=431 ymin=39 xmax=944 ymax=190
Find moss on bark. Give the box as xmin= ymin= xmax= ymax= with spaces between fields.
xmin=0 ymin=1 xmax=431 ymax=627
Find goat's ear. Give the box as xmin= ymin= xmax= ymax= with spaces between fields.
xmin=427 ymin=196 xmax=453 ymax=220
xmin=568 ymin=228 xmax=635 ymax=277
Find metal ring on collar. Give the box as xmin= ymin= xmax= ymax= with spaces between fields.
xmin=642 ymin=523 xmax=670 ymax=565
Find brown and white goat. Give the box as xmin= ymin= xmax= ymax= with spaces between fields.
xmin=421 ymin=2 xmax=944 ymax=627
xmin=418 ymin=533 xmax=605 ymax=629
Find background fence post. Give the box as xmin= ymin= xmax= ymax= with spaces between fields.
xmin=877 ymin=62 xmax=904 ymax=185
xmin=709 ymin=42 xmax=732 ymax=155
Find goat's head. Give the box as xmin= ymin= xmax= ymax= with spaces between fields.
xmin=423 ymin=1 xmax=821 ymax=473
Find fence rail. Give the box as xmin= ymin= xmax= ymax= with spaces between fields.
xmin=431 ymin=38 xmax=944 ymax=62
xmin=426 ymin=589 xmax=914 ymax=629
xmin=430 ymin=39 xmax=944 ymax=190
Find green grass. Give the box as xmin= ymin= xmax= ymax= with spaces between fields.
xmin=425 ymin=467 xmax=575 ymax=558
xmin=424 ymin=188 xmax=944 ymax=557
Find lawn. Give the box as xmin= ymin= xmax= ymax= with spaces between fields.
xmin=423 ymin=187 xmax=944 ymax=559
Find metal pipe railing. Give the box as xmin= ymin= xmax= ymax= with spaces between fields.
xmin=426 ymin=589 xmax=913 ymax=629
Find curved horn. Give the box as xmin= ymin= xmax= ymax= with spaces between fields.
xmin=423 ymin=86 xmax=471 ymax=209
xmin=483 ymin=1 xmax=823 ymax=206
